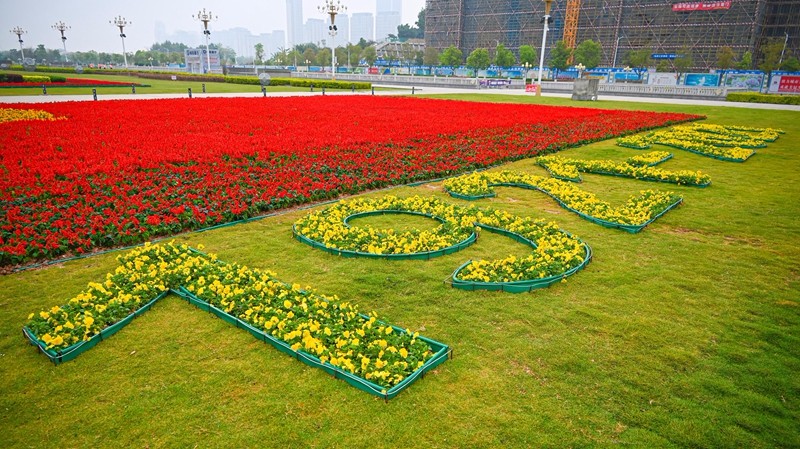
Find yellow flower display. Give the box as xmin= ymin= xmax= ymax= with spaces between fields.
xmin=616 ymin=123 xmax=783 ymax=161
xmin=24 ymin=242 xmax=437 ymax=389
xmin=536 ymin=152 xmax=710 ymax=186
xmin=294 ymin=195 xmax=593 ymax=288
xmin=443 ymin=171 xmax=681 ymax=231
xmin=0 ymin=108 xmax=65 ymax=124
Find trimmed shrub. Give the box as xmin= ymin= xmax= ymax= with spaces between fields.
xmin=727 ymin=92 xmax=800 ymax=105
xmin=48 ymin=74 xmax=67 ymax=83
xmin=22 ymin=75 xmax=52 ymax=83
xmin=0 ymin=73 xmax=25 ymax=82
xmin=269 ymin=77 xmax=371 ymax=89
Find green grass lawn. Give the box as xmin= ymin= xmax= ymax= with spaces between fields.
xmin=0 ymin=96 xmax=798 ymax=448
xmin=0 ymin=70 xmax=368 ymax=96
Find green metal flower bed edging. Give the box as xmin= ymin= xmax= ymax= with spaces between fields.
xmin=642 ymin=153 xmax=674 ymax=166
xmin=655 ymin=143 xmax=754 ymax=162
xmin=446 ymin=183 xmax=682 ymax=233
xmin=575 ymin=169 xmax=710 ymax=187
xmin=22 ymin=291 xmax=169 ymax=364
xmin=171 ymin=287 xmax=451 ymax=400
xmin=292 ymin=209 xmax=479 ymax=261
xmin=617 ymin=142 xmax=651 ymax=150
xmin=449 ymin=225 xmax=593 ymax=293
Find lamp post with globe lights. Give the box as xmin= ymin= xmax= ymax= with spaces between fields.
xmin=193 ymin=8 xmax=217 ymax=73
xmin=52 ymin=21 xmax=71 ymax=63
xmin=319 ymin=0 xmax=346 ymax=80
xmin=110 ymin=16 xmax=132 ymax=69
xmin=10 ymin=26 xmax=27 ymax=62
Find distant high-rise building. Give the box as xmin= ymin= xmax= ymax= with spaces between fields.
xmin=286 ymin=0 xmax=304 ymax=47
xmin=351 ymin=12 xmax=375 ymax=43
xmin=329 ymin=13 xmax=350 ymax=44
xmin=375 ymin=11 xmax=401 ymax=41
xmin=376 ymin=0 xmax=402 ymax=15
xmin=305 ymin=18 xmax=326 ymax=45
xmin=154 ymin=21 xmax=167 ymax=43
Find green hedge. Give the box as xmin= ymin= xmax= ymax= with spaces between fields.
xmin=0 ymin=73 xmax=24 ymax=82
xmin=727 ymin=92 xmax=800 ymax=105
xmin=269 ymin=77 xmax=371 ymax=89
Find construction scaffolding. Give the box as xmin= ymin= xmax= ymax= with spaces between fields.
xmin=425 ymin=0 xmax=800 ymax=70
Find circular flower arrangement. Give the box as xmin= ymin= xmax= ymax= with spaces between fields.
xmin=293 ymin=195 xmax=592 ymax=292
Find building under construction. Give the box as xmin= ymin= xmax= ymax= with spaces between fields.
xmin=425 ymin=0 xmax=800 ymax=69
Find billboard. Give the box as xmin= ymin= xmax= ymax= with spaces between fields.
xmin=684 ymin=73 xmax=720 ymax=87
xmin=724 ymin=73 xmax=764 ymax=91
xmin=768 ymin=75 xmax=800 ymax=94
xmin=672 ymin=1 xmax=731 ymax=11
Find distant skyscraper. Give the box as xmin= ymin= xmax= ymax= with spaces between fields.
xmin=304 ymin=18 xmax=325 ymax=45
xmin=376 ymin=0 xmax=402 ymax=15
xmin=351 ymin=12 xmax=374 ymax=43
xmin=286 ymin=0 xmax=304 ymax=47
xmin=154 ymin=21 xmax=167 ymax=43
xmin=375 ymin=0 xmax=402 ymax=41
xmin=375 ymin=11 xmax=401 ymax=41
xmin=331 ymin=13 xmax=350 ymax=44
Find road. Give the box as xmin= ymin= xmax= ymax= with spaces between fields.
xmin=1 ymin=84 xmax=798 ymax=111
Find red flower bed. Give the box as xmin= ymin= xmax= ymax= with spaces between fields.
xmin=0 ymin=78 xmax=142 ymax=87
xmin=0 ymin=97 xmax=699 ymax=266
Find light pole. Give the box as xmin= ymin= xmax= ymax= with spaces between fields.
xmin=52 ymin=21 xmax=70 ymax=63
xmin=536 ymin=0 xmax=553 ymax=95
xmin=612 ymin=35 xmax=626 ymax=68
xmin=779 ymin=32 xmax=789 ymax=65
xmin=193 ymin=8 xmax=217 ymax=73
xmin=110 ymin=16 xmax=131 ymax=69
xmin=522 ymin=61 xmax=531 ymax=81
xmin=319 ymin=0 xmax=346 ymax=80
xmin=305 ymin=59 xmax=311 ymax=71
xmin=10 ymin=26 xmax=27 ymax=62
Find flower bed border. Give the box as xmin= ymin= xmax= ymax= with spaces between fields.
xmin=22 ymin=247 xmax=451 ymax=400
xmin=449 ymin=224 xmax=593 ymax=293
xmin=447 ymin=182 xmax=683 ymax=233
xmin=292 ymin=210 xmax=478 ymax=260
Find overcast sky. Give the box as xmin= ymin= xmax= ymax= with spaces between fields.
xmin=1 ymin=0 xmax=426 ymax=53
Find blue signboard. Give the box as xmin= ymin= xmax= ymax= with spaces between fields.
xmin=652 ymin=53 xmax=678 ymax=59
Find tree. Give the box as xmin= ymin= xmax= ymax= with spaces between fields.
xmin=494 ymin=43 xmax=516 ymax=67
xmin=254 ymin=43 xmax=265 ymax=65
xmin=301 ymin=48 xmax=316 ymax=66
xmin=548 ymin=40 xmax=572 ymax=78
xmin=397 ymin=24 xmax=422 ymax=40
xmin=316 ymin=48 xmax=332 ymax=67
xmin=466 ymin=48 xmax=491 ymax=70
xmin=209 ymin=43 xmax=236 ymax=65
xmin=672 ymin=47 xmax=693 ymax=78
xmin=716 ymin=46 xmax=735 ymax=71
xmin=423 ymin=47 xmax=440 ymax=66
xmin=33 ymin=45 xmax=48 ymax=64
xmin=400 ymin=42 xmax=417 ymax=66
xmin=758 ymin=39 xmax=784 ymax=75
xmin=439 ymin=45 xmax=463 ymax=66
xmin=573 ymin=39 xmax=602 ymax=69
xmin=360 ymin=46 xmax=377 ymax=66
xmin=656 ymin=60 xmax=671 ymax=72
xmin=346 ymin=43 xmax=361 ymax=67
xmin=624 ymin=48 xmax=652 ymax=80
xmin=519 ymin=45 xmax=538 ymax=66
xmin=781 ymin=56 xmax=800 ymax=72
xmin=736 ymin=51 xmax=752 ymax=69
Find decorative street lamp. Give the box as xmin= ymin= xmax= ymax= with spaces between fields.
xmin=305 ymin=59 xmax=311 ymax=71
xmin=10 ymin=26 xmax=27 ymax=62
xmin=575 ymin=62 xmax=586 ymax=78
xmin=52 ymin=21 xmax=71 ymax=63
xmin=193 ymin=8 xmax=217 ymax=73
xmin=319 ymin=0 xmax=346 ymax=80
xmin=110 ymin=16 xmax=131 ymax=69
xmin=522 ymin=61 xmax=531 ymax=81
xmin=536 ymin=0 xmax=553 ymax=95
